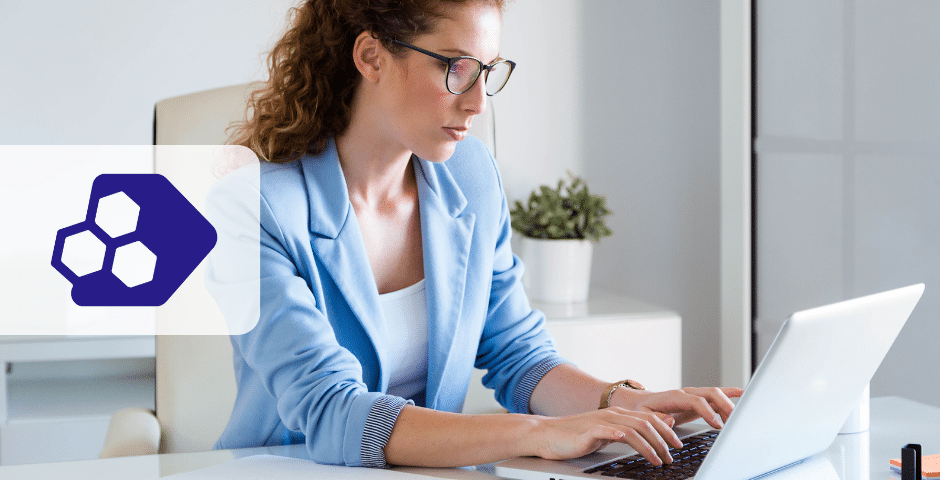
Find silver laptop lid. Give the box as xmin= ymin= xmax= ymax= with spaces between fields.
xmin=695 ymin=283 xmax=924 ymax=479
xmin=494 ymin=284 xmax=924 ymax=480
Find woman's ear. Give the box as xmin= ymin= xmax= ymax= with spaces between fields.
xmin=353 ymin=31 xmax=383 ymax=83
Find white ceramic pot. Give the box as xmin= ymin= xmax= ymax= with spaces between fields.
xmin=519 ymin=237 xmax=593 ymax=303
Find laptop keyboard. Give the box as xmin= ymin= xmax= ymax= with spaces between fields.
xmin=583 ymin=430 xmax=719 ymax=479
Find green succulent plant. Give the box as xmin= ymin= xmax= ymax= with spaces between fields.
xmin=510 ymin=175 xmax=613 ymax=242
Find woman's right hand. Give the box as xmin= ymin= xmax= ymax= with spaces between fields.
xmin=530 ymin=408 xmax=683 ymax=466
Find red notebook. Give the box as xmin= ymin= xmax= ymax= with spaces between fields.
xmin=890 ymin=453 xmax=940 ymax=478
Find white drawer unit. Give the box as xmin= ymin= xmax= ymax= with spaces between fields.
xmin=462 ymin=290 xmax=682 ymax=414
xmin=0 ymin=336 xmax=155 ymax=466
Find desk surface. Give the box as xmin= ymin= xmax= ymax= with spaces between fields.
xmin=2 ymin=396 xmax=937 ymax=479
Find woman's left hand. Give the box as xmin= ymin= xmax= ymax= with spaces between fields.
xmin=611 ymin=387 xmax=744 ymax=429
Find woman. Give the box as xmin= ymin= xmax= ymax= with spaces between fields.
xmin=211 ymin=0 xmax=742 ymax=469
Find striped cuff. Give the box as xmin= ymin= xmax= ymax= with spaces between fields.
xmin=360 ymin=396 xmax=413 ymax=468
xmin=511 ymin=356 xmax=571 ymax=414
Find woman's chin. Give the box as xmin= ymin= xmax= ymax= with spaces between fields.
xmin=414 ymin=141 xmax=458 ymax=163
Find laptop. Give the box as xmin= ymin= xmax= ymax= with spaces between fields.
xmin=496 ymin=283 xmax=925 ymax=480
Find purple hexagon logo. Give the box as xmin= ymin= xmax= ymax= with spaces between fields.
xmin=51 ymin=174 xmax=217 ymax=306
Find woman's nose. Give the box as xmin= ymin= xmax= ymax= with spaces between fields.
xmin=460 ymin=75 xmax=487 ymax=115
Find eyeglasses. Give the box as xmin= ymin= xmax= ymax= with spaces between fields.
xmin=388 ymin=39 xmax=516 ymax=96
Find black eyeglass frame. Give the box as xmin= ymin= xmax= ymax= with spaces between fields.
xmin=388 ymin=39 xmax=516 ymax=96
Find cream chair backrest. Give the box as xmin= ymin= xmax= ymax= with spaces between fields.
xmin=153 ymin=83 xmax=496 ymax=453
xmin=153 ymin=83 xmax=259 ymax=454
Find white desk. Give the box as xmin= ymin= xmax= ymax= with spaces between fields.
xmin=1 ymin=396 xmax=936 ymax=479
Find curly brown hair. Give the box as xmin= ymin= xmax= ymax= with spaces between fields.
xmin=229 ymin=0 xmax=505 ymax=163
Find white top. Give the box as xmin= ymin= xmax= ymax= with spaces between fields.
xmin=378 ymin=279 xmax=428 ymax=402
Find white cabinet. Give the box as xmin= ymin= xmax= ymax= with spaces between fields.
xmin=462 ymin=290 xmax=682 ymax=414
xmin=0 ymin=336 xmax=154 ymax=466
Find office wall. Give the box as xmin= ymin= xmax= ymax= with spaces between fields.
xmin=0 ymin=0 xmax=296 ymax=145
xmin=496 ymin=2 xmax=585 ymax=203
xmin=581 ymin=1 xmax=724 ymax=388
xmin=0 ymin=0 xmax=584 ymax=194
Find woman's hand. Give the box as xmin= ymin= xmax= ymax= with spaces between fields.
xmin=613 ymin=387 xmax=744 ymax=429
xmin=530 ymin=408 xmax=683 ymax=466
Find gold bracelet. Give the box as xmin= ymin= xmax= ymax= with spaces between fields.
xmin=599 ymin=379 xmax=646 ymax=409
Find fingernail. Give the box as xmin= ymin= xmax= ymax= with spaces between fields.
xmin=713 ymin=415 xmax=724 ymax=427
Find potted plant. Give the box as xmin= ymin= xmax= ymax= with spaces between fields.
xmin=510 ymin=175 xmax=612 ymax=303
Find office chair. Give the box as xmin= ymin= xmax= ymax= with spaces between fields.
xmin=99 ymin=83 xmax=497 ymax=458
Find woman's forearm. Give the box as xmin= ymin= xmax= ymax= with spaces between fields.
xmin=383 ymin=405 xmax=541 ymax=467
xmin=387 ymin=364 xmax=609 ymax=467
xmin=528 ymin=363 xmax=610 ymax=416
xmin=382 ymin=366 xmax=742 ymax=468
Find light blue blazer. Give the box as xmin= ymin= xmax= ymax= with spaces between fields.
xmin=206 ymin=136 xmax=567 ymax=467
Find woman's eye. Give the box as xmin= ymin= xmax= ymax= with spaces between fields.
xmin=450 ymin=61 xmax=470 ymax=76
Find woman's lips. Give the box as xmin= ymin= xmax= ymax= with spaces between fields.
xmin=442 ymin=127 xmax=467 ymax=141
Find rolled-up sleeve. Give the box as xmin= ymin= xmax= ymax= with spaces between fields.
xmin=360 ymin=396 xmax=411 ymax=467
xmin=205 ymin=170 xmax=410 ymax=467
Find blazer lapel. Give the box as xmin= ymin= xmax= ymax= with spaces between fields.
xmin=414 ymin=157 xmax=475 ymax=409
xmin=298 ymin=143 xmax=476 ymax=403
xmin=302 ymin=140 xmax=390 ymax=390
